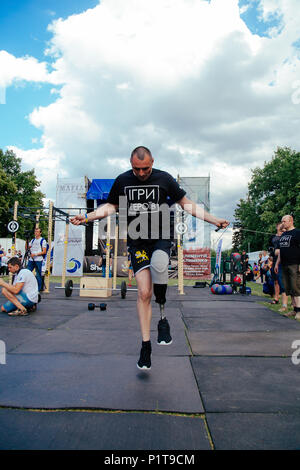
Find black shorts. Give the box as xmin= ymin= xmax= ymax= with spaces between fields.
xmin=281 ymin=264 xmax=300 ymax=296
xmin=128 ymin=240 xmax=172 ymax=275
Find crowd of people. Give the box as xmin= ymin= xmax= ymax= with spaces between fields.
xmin=0 ymin=247 xmax=23 ymax=276
xmin=243 ymin=215 xmax=300 ymax=319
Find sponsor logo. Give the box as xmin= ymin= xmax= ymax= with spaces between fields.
xmin=67 ymin=258 xmax=81 ymax=273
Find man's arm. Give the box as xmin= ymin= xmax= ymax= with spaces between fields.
xmin=0 ymin=279 xmax=24 ymax=295
xmin=70 ymin=203 xmax=118 ymax=226
xmin=177 ymin=196 xmax=229 ymax=229
xmin=274 ymin=251 xmax=281 ymax=274
xmin=31 ymin=243 xmax=47 ymax=259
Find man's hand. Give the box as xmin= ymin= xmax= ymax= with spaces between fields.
xmin=70 ymin=214 xmax=86 ymax=226
xmin=215 ymin=219 xmax=230 ymax=230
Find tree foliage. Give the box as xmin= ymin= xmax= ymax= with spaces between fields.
xmin=0 ymin=148 xmax=47 ymax=240
xmin=233 ymin=147 xmax=300 ymax=252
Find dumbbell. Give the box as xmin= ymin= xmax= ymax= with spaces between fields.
xmin=88 ymin=302 xmax=107 ymax=311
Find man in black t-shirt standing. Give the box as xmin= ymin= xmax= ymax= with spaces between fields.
xmin=269 ymin=222 xmax=287 ymax=308
xmin=71 ymin=146 xmax=229 ymax=370
xmin=275 ymin=215 xmax=300 ymax=319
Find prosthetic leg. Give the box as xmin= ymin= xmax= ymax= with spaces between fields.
xmin=154 ymin=283 xmax=167 ymax=319
xmin=150 ymin=250 xmax=172 ymax=345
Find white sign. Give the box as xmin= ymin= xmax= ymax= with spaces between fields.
xmin=0 ymin=340 xmax=6 ymax=365
xmin=7 ymin=220 xmax=19 ymax=233
xmin=52 ymin=177 xmax=87 ymax=277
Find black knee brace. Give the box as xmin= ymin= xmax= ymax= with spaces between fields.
xmin=153 ymin=283 xmax=167 ymax=305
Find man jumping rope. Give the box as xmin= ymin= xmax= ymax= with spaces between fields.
xmin=71 ymin=146 xmax=229 ymax=370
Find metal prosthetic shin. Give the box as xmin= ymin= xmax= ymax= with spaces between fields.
xmin=153 ymin=283 xmax=167 ymax=320
xmin=150 ymin=249 xmax=169 ymax=320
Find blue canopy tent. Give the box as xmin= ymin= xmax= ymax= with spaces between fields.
xmin=86 ymin=179 xmax=115 ymax=204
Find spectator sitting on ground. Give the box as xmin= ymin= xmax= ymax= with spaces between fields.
xmin=258 ymin=251 xmax=268 ymax=283
xmin=262 ymin=256 xmax=275 ymax=297
xmin=0 ymin=256 xmax=39 ymax=316
xmin=253 ymin=262 xmax=259 ymax=280
xmin=245 ymin=264 xmax=254 ymax=282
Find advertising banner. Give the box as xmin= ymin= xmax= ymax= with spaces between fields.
xmin=179 ymin=177 xmax=211 ymax=279
xmin=52 ymin=177 xmax=87 ymax=277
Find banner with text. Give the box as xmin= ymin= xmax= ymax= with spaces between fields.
xmin=179 ymin=176 xmax=211 ymax=279
xmin=52 ymin=177 xmax=87 ymax=277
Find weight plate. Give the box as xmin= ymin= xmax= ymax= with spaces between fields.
xmin=65 ymin=279 xmax=73 ymax=297
xmin=121 ymin=280 xmax=127 ymax=299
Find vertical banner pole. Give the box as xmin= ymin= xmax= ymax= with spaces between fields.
xmin=35 ymin=209 xmax=40 ymax=229
xmin=61 ymin=217 xmax=69 ymax=288
xmin=9 ymin=201 xmax=19 ymax=285
xmin=113 ymin=215 xmax=119 ymax=290
xmin=176 ymin=176 xmax=184 ymax=295
xmin=176 ymin=206 xmax=184 ymax=295
xmin=106 ymin=215 xmax=111 ymax=280
xmin=44 ymin=202 xmax=53 ymax=294
xmin=12 ymin=200 xmax=19 ymax=255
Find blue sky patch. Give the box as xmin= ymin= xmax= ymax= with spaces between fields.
xmin=239 ymin=0 xmax=284 ymax=38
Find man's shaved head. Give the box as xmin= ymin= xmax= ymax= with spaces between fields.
xmin=130 ymin=146 xmax=152 ymax=161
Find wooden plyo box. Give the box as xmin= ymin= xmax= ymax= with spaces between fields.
xmin=79 ymin=276 xmax=112 ymax=298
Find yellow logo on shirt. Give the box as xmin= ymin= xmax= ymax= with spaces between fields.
xmin=135 ymin=250 xmax=149 ymax=263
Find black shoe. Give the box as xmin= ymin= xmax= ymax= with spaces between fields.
xmin=137 ymin=342 xmax=152 ymax=370
xmin=157 ymin=318 xmax=172 ymax=345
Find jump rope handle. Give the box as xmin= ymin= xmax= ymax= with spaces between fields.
xmin=215 ymin=226 xmax=222 ymax=232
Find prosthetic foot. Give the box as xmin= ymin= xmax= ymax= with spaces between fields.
xmin=154 ymin=284 xmax=172 ymax=345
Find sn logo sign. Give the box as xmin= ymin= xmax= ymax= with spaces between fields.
xmin=0 ymin=340 xmax=6 ymax=365
xmin=291 ymin=340 xmax=300 ymax=365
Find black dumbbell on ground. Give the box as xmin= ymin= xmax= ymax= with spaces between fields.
xmin=88 ymin=302 xmax=107 ymax=311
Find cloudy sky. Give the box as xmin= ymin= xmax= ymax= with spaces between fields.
xmin=1 ymin=0 xmax=300 ymax=248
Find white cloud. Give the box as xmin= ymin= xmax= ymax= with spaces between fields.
xmin=3 ymin=0 xmax=300 ymax=246
xmin=0 ymin=50 xmax=59 ymax=87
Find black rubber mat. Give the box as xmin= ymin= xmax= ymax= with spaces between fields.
xmin=188 ymin=330 xmax=299 ymax=356
xmin=11 ymin=327 xmax=190 ymax=356
xmin=0 ymin=354 xmax=204 ymax=413
xmin=0 ymin=408 xmax=211 ymax=450
xmin=183 ymin=310 xmax=300 ymax=331
xmin=191 ymin=356 xmax=300 ymax=413
xmin=206 ymin=412 xmax=300 ymax=450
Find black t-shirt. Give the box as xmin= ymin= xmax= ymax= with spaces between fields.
xmin=278 ymin=229 xmax=300 ymax=265
xmin=107 ymin=168 xmax=186 ymax=246
xmin=270 ymin=234 xmax=281 ymax=264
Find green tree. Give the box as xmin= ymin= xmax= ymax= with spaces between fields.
xmin=0 ymin=148 xmax=47 ymax=239
xmin=233 ymin=146 xmax=300 ymax=252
